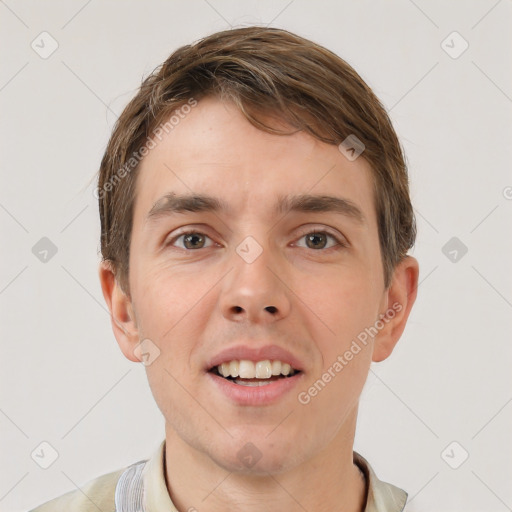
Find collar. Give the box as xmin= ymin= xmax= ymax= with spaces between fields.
xmin=141 ymin=440 xmax=407 ymax=511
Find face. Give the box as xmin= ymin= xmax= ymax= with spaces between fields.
xmin=102 ymin=97 xmax=416 ymax=475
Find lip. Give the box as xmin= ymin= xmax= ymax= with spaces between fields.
xmin=205 ymin=345 xmax=305 ymax=372
xmin=206 ymin=371 xmax=304 ymax=406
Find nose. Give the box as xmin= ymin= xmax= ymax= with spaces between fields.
xmin=219 ymin=243 xmax=291 ymax=324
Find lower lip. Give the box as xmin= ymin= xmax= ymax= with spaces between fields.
xmin=206 ymin=371 xmax=304 ymax=406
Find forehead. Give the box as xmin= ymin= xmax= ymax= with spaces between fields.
xmin=132 ymin=97 xmax=376 ymax=225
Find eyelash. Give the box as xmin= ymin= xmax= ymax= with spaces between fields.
xmin=167 ymin=228 xmax=347 ymax=252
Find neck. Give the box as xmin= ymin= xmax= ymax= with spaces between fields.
xmin=164 ymin=409 xmax=367 ymax=512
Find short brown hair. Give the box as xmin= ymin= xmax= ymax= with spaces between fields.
xmin=98 ymin=26 xmax=416 ymax=294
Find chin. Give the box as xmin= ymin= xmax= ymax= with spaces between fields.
xmin=212 ymin=449 xmax=301 ymax=476
xmin=208 ymin=431 xmax=310 ymax=476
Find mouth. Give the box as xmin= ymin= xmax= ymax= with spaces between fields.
xmin=208 ymin=359 xmax=302 ymax=387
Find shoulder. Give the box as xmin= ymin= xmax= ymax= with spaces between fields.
xmin=29 ymin=467 xmax=126 ymax=512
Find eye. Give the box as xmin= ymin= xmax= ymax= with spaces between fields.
xmin=171 ymin=231 xmax=214 ymax=250
xmin=295 ymin=231 xmax=343 ymax=250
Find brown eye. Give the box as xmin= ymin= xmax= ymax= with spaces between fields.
xmin=295 ymin=231 xmax=342 ymax=250
xmin=183 ymin=233 xmax=205 ymax=249
xmin=305 ymin=232 xmax=327 ymax=249
xmin=171 ymin=232 xmax=213 ymax=250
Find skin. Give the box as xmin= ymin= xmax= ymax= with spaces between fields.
xmin=99 ymin=97 xmax=419 ymax=512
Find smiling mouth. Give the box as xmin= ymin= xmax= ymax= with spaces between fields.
xmin=209 ymin=359 xmax=301 ymax=387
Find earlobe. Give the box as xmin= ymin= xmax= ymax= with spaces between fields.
xmin=372 ymin=256 xmax=419 ymax=362
xmin=98 ymin=261 xmax=140 ymax=362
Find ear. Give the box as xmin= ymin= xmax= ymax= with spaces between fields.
xmin=98 ymin=261 xmax=140 ymax=362
xmin=372 ymin=256 xmax=419 ymax=362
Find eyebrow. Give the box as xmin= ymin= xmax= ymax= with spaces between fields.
xmin=146 ymin=193 xmax=228 ymax=223
xmin=145 ymin=192 xmax=365 ymax=225
xmin=276 ymin=194 xmax=365 ymax=223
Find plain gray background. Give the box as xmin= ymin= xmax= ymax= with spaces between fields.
xmin=1 ymin=1 xmax=511 ymax=511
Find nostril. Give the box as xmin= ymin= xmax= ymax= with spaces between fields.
xmin=233 ymin=306 xmax=243 ymax=313
xmin=265 ymin=306 xmax=277 ymax=314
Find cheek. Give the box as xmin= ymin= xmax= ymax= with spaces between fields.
xmin=133 ymin=261 xmax=201 ymax=332
xmin=303 ymin=349 xmax=371 ymax=434
xmin=295 ymin=265 xmax=379 ymax=408
xmin=132 ymin=263 xmax=217 ymax=372
xmin=296 ymin=266 xmax=381 ymax=345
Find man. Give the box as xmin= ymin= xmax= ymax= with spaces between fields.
xmin=32 ymin=25 xmax=418 ymax=511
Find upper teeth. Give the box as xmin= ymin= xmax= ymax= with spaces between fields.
xmin=216 ymin=360 xmax=296 ymax=379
